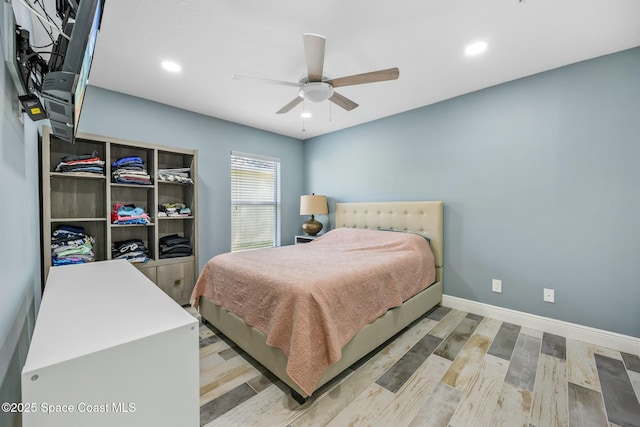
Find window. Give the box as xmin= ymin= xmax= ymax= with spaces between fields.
xmin=231 ymin=152 xmax=281 ymax=251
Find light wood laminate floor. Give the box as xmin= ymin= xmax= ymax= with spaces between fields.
xmin=192 ymin=306 xmax=640 ymax=427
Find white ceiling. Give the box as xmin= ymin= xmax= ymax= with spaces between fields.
xmin=27 ymin=0 xmax=640 ymax=140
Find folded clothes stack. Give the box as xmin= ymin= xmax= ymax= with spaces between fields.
xmin=54 ymin=150 xmax=105 ymax=175
xmin=157 ymin=167 xmax=193 ymax=184
xmin=111 ymin=239 xmax=150 ymax=263
xmin=112 ymin=156 xmax=152 ymax=185
xmin=159 ymin=234 xmax=192 ymax=259
xmin=111 ymin=203 xmax=151 ymax=225
xmin=51 ymin=225 xmax=95 ymax=266
xmin=157 ymin=202 xmax=192 ymax=217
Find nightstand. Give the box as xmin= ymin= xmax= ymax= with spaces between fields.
xmin=295 ymin=235 xmax=318 ymax=244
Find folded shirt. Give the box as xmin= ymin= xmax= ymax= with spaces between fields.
xmin=112 ymin=156 xmax=144 ymax=168
xmin=158 ymin=203 xmax=192 ymax=217
xmin=113 ymin=177 xmax=153 ymax=185
xmin=55 ymin=152 xmax=105 ymax=175
xmin=111 ymin=239 xmax=151 ymax=263
xmin=52 ymin=238 xmax=94 ymax=255
xmin=111 ymin=204 xmax=151 ymax=224
xmin=157 ymin=172 xmax=193 ymax=184
xmin=160 ymin=244 xmax=192 ymax=255
xmin=116 ymin=205 xmax=145 ymax=216
xmin=159 ymin=234 xmax=191 ymax=247
xmin=112 ymin=239 xmax=147 ymax=253
xmin=57 ymin=166 xmax=105 ymax=174
xmin=61 ymin=151 xmax=100 ymax=162
xmin=112 ymin=217 xmax=150 ymax=225
xmin=56 ymin=245 xmax=94 ymax=258
xmin=159 ymin=234 xmax=192 ymax=259
xmin=52 ymin=257 xmax=93 ymax=266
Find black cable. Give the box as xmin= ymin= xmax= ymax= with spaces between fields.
xmin=33 ymin=0 xmax=57 ymax=27
xmin=30 ymin=51 xmax=64 ymax=59
xmin=31 ymin=0 xmax=59 ymax=45
xmin=32 ymin=41 xmax=55 ymax=49
xmin=25 ymin=59 xmax=44 ymax=92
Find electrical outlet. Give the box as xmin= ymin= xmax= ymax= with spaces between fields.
xmin=492 ymin=279 xmax=502 ymax=293
xmin=544 ymin=288 xmax=555 ymax=303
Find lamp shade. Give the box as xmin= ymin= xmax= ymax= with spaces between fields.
xmin=300 ymin=194 xmax=328 ymax=215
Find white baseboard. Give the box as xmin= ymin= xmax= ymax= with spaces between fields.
xmin=442 ymin=295 xmax=640 ymax=355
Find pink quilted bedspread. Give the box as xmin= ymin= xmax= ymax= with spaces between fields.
xmin=191 ymin=227 xmax=436 ymax=395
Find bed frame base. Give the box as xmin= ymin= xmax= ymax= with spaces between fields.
xmin=199 ymin=281 xmax=442 ymax=399
xmin=290 ymin=389 xmax=307 ymax=405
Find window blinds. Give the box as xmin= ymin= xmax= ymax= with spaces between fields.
xmin=230 ymin=152 xmax=281 ymax=252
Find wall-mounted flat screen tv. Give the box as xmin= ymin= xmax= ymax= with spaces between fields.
xmin=41 ymin=0 xmax=104 ymax=143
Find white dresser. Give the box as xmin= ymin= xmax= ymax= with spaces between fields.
xmin=21 ymin=260 xmax=199 ymax=427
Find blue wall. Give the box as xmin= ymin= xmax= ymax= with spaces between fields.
xmin=304 ymin=47 xmax=640 ymax=338
xmin=78 ymin=87 xmax=305 ymax=269
xmin=0 ymin=3 xmax=41 ymax=424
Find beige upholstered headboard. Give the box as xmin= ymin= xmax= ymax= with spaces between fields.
xmin=335 ymin=201 xmax=444 ymax=283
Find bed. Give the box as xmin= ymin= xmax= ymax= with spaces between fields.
xmin=192 ymin=201 xmax=443 ymax=402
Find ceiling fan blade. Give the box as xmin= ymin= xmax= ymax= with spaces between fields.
xmin=232 ymin=74 xmax=302 ymax=88
xmin=329 ymin=92 xmax=359 ymax=111
xmin=303 ymin=33 xmax=326 ymax=82
xmin=276 ymin=97 xmax=303 ymax=114
xmin=324 ymin=67 xmax=400 ymax=88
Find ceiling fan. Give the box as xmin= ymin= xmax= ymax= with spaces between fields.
xmin=232 ymin=33 xmax=400 ymax=114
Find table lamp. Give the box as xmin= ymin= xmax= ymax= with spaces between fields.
xmin=300 ymin=194 xmax=328 ymax=236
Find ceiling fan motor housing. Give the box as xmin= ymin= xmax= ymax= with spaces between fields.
xmin=299 ymin=82 xmax=334 ymax=102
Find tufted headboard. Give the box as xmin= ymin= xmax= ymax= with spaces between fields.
xmin=335 ymin=201 xmax=444 ymax=283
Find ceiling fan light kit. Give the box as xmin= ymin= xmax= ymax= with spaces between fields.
xmin=233 ymin=33 xmax=399 ymax=116
xmin=299 ymin=82 xmax=334 ymax=102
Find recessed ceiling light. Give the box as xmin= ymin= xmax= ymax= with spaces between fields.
xmin=161 ymin=60 xmax=181 ymax=72
xmin=300 ymin=112 xmax=312 ymax=119
xmin=465 ymin=41 xmax=488 ymax=56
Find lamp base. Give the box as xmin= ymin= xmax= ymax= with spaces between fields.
xmin=302 ymin=215 xmax=323 ymax=236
